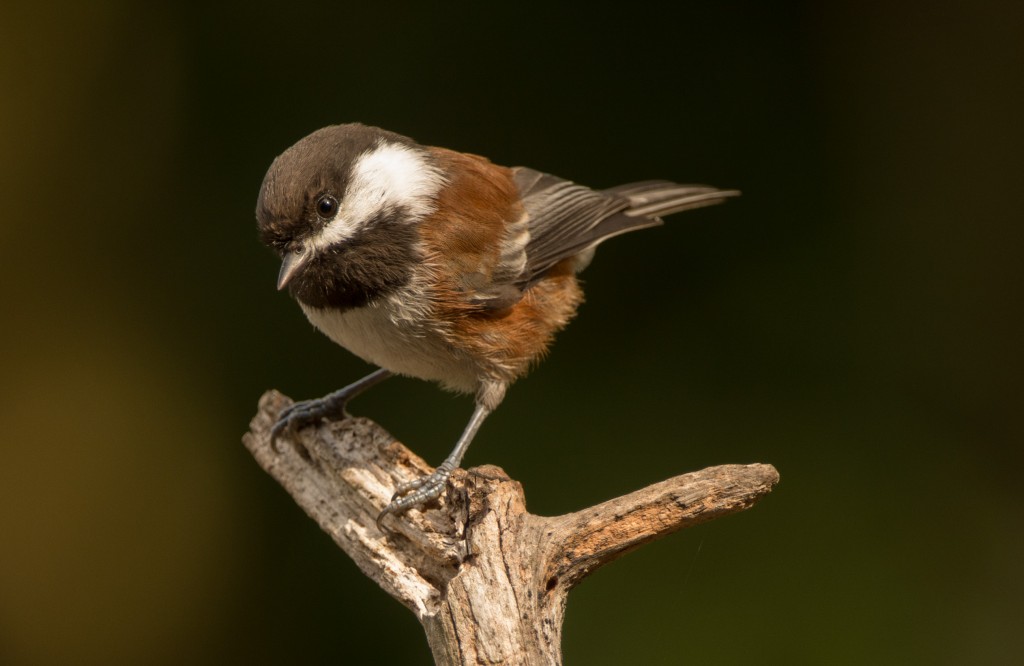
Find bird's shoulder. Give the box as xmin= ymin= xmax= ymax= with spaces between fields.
xmin=418 ymin=147 xmax=527 ymax=309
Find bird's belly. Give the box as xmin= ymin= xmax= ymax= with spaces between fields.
xmin=299 ymin=302 xmax=479 ymax=393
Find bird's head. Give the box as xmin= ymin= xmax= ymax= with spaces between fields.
xmin=256 ymin=123 xmax=445 ymax=309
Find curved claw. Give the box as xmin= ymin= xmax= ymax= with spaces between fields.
xmin=376 ymin=469 xmax=452 ymax=533
xmin=269 ymin=395 xmax=349 ymax=451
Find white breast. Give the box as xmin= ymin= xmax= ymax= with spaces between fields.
xmin=299 ymin=300 xmax=479 ymax=394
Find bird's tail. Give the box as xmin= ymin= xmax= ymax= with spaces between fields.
xmin=604 ymin=181 xmax=741 ymax=219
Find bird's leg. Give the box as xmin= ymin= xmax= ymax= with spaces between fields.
xmin=377 ymin=401 xmax=491 ymax=528
xmin=271 ymin=368 xmax=392 ymax=447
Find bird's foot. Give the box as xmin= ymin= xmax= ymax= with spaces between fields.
xmin=376 ymin=466 xmax=453 ymax=531
xmin=270 ymin=393 xmax=349 ymax=450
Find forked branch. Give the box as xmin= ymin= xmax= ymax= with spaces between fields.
xmin=244 ymin=390 xmax=778 ymax=665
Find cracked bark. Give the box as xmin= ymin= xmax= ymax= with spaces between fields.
xmin=244 ymin=390 xmax=779 ymax=665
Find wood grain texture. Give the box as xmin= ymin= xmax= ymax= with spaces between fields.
xmin=244 ymin=390 xmax=779 ymax=665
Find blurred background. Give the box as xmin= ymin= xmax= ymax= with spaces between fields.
xmin=2 ymin=1 xmax=1021 ymax=663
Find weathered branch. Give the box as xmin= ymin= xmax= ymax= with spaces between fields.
xmin=244 ymin=390 xmax=779 ymax=665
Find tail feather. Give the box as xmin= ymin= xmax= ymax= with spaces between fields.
xmin=606 ymin=182 xmax=741 ymax=218
xmin=574 ymin=183 xmax=739 ymax=263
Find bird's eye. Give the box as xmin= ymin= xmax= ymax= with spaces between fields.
xmin=316 ymin=194 xmax=339 ymax=219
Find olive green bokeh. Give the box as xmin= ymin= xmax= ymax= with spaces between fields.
xmin=1 ymin=1 xmax=1021 ymax=664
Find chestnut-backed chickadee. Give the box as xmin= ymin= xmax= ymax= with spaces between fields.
xmin=256 ymin=123 xmax=737 ymax=526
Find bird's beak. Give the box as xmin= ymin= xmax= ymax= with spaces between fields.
xmin=277 ymin=250 xmax=310 ymax=291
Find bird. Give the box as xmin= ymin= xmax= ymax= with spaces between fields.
xmin=255 ymin=123 xmax=737 ymax=527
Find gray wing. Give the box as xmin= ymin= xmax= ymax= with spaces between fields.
xmin=498 ymin=168 xmax=738 ymax=290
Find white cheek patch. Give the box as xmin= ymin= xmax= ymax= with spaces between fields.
xmin=347 ymin=142 xmax=445 ymax=222
xmin=309 ymin=142 xmax=445 ymax=253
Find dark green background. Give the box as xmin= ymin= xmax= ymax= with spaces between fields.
xmin=2 ymin=1 xmax=1021 ymax=664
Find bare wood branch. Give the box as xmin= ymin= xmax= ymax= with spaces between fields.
xmin=243 ymin=390 xmax=779 ymax=665
xmin=544 ymin=463 xmax=780 ymax=589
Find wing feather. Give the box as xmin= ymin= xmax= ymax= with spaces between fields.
xmin=477 ymin=167 xmax=738 ymax=305
xmin=505 ymin=168 xmax=737 ymax=287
